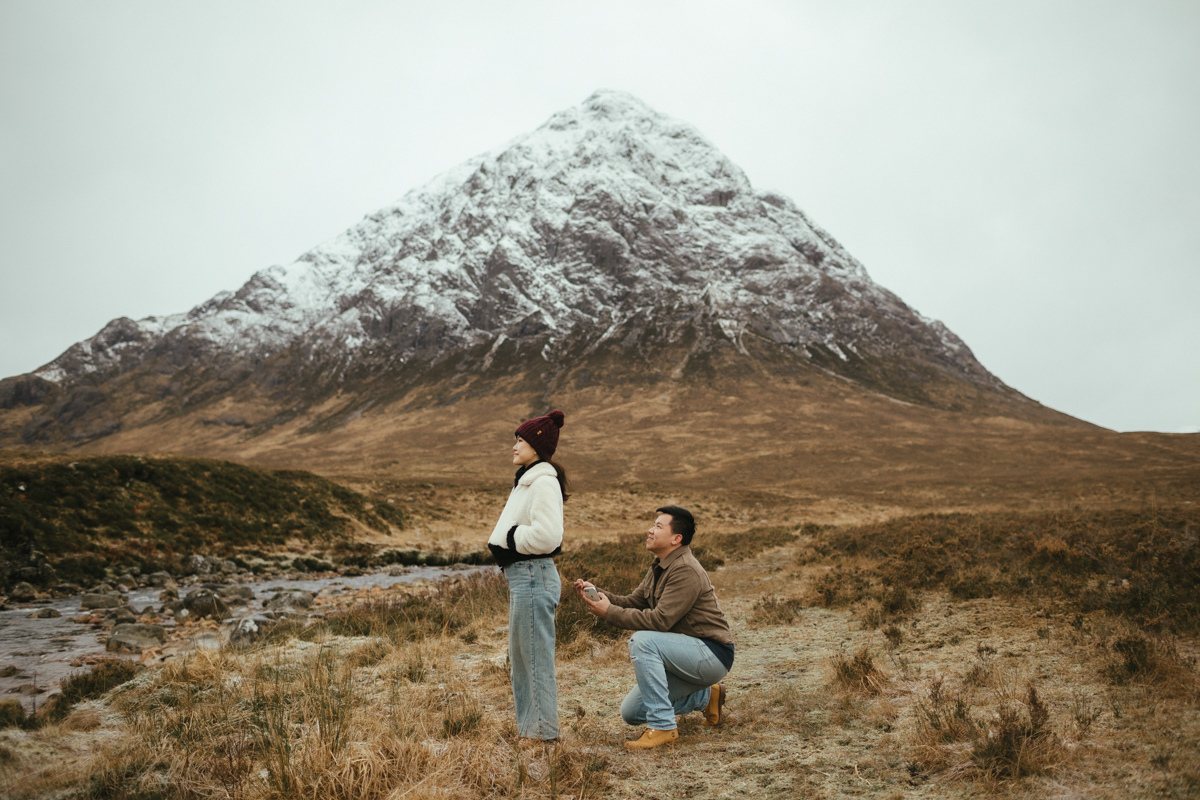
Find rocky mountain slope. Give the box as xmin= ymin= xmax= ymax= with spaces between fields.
xmin=2 ymin=90 xmax=1037 ymax=458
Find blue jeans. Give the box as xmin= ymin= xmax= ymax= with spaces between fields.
xmin=504 ymin=559 xmax=560 ymax=739
xmin=621 ymin=630 xmax=729 ymax=731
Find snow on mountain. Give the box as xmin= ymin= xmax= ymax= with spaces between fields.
xmin=31 ymin=90 xmax=995 ymax=394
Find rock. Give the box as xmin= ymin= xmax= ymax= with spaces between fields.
xmin=108 ymin=608 xmax=137 ymax=626
xmin=158 ymin=587 xmax=179 ymax=601
xmin=17 ymin=683 xmax=44 ymax=695
xmin=218 ymin=586 xmax=255 ymax=605
xmin=0 ymin=698 xmax=25 ymax=728
xmin=52 ymin=583 xmax=82 ymax=597
xmin=80 ymin=593 xmax=123 ymax=610
xmin=28 ymin=607 xmax=61 ymax=619
xmin=225 ymin=614 xmax=278 ymax=645
xmin=148 ymin=571 xmax=175 ymax=586
xmin=181 ymin=589 xmax=229 ymax=620
xmin=191 ymin=632 xmax=222 ymax=651
xmin=106 ymin=623 xmax=168 ymax=653
xmin=185 ymin=554 xmax=212 ymax=575
xmin=264 ymin=590 xmax=314 ymax=611
xmin=0 ymin=665 xmax=17 ymax=678
xmin=339 ymin=566 xmax=365 ymax=577
xmin=88 ymin=583 xmax=115 ymax=594
xmin=219 ymin=560 xmax=237 ymax=574
xmin=115 ymin=574 xmax=137 ymax=588
xmin=9 ymin=582 xmax=37 ymax=602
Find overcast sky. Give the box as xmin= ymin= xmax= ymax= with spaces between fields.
xmin=1 ymin=1 xmax=1197 ymax=433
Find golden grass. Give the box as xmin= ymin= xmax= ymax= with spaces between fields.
xmin=3 ymin=502 xmax=1200 ymax=799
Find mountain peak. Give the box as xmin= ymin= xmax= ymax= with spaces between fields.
xmin=5 ymin=90 xmax=1013 ymax=447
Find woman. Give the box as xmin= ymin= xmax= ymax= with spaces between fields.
xmin=487 ymin=409 xmax=568 ymax=741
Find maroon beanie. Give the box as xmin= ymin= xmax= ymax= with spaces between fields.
xmin=515 ymin=409 xmax=565 ymax=460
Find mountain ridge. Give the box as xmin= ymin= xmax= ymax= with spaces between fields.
xmin=4 ymin=90 xmax=1029 ymax=453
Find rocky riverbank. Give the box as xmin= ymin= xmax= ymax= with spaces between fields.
xmin=0 ymin=558 xmax=490 ymax=717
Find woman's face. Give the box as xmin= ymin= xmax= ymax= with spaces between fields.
xmin=512 ymin=436 xmax=540 ymax=467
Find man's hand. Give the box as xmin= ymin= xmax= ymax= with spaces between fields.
xmin=573 ymin=579 xmax=611 ymax=618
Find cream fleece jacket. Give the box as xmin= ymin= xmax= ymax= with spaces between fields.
xmin=487 ymin=462 xmax=564 ymax=555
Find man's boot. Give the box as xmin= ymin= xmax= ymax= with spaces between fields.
xmin=624 ymin=728 xmax=679 ymax=750
xmin=703 ymin=683 xmax=726 ymax=726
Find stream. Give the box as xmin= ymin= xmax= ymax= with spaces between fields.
xmin=0 ymin=564 xmax=490 ymax=711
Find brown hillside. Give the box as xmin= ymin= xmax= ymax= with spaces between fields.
xmin=11 ymin=347 xmax=1195 ymax=518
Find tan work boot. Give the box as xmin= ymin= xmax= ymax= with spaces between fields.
xmin=703 ymin=683 xmax=726 ymax=726
xmin=624 ymin=728 xmax=678 ymax=750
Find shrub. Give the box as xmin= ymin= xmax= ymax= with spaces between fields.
xmin=61 ymin=659 xmax=140 ymax=704
xmin=831 ymin=647 xmax=887 ymax=695
xmin=0 ymin=699 xmax=24 ymax=729
xmin=969 ymin=686 xmax=1057 ymax=780
xmin=0 ymin=453 xmax=409 ymax=590
xmin=1103 ymin=631 xmax=1198 ymax=694
xmin=312 ymin=571 xmax=508 ymax=643
xmin=750 ymin=594 xmax=804 ymax=627
xmin=807 ymin=508 xmax=1200 ymax=631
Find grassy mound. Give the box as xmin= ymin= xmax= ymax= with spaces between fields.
xmin=0 ymin=452 xmax=407 ymax=588
xmin=801 ymin=507 xmax=1200 ymax=631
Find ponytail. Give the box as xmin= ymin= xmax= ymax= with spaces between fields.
xmin=548 ymin=458 xmax=570 ymax=502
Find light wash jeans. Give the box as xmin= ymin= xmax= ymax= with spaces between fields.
xmin=620 ymin=629 xmax=728 ymax=731
xmin=504 ymin=558 xmax=560 ymax=739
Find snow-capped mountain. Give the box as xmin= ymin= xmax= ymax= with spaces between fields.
xmin=4 ymin=90 xmax=1008 ymax=446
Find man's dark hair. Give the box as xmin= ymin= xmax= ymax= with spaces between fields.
xmin=656 ymin=506 xmax=696 ymax=546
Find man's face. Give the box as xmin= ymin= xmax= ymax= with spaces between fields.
xmin=645 ymin=514 xmax=681 ymax=557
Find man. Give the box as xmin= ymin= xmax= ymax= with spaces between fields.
xmin=574 ymin=506 xmax=735 ymax=750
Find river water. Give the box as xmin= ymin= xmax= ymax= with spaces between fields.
xmin=0 ymin=564 xmax=489 ymax=711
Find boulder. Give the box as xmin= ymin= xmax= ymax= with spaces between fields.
xmin=81 ymin=593 xmax=123 ymax=610
xmin=88 ymin=583 xmax=115 ymax=594
xmin=28 ymin=607 xmax=61 ymax=619
xmin=106 ymin=623 xmax=168 ymax=653
xmin=264 ymin=590 xmax=314 ymax=611
xmin=158 ymin=587 xmax=179 ymax=601
xmin=52 ymin=583 xmax=82 ymax=597
xmin=180 ymin=589 xmax=229 ymax=620
xmin=9 ymin=582 xmax=37 ymax=602
xmin=0 ymin=665 xmax=17 ymax=678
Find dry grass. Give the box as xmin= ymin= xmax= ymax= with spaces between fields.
xmin=3 ymin=501 xmax=1200 ymax=799
xmin=831 ymin=647 xmax=889 ymax=695
xmin=808 ymin=507 xmax=1200 ymax=632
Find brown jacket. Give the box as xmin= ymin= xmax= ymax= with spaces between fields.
xmin=601 ymin=545 xmax=733 ymax=645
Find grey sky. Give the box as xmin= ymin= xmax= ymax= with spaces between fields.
xmin=1 ymin=1 xmax=1196 ymax=433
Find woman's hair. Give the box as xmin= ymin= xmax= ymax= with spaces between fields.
xmin=548 ymin=457 xmax=571 ymax=502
